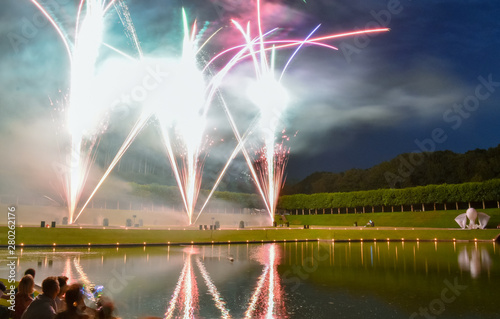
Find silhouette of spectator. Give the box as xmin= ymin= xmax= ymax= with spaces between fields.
xmin=24 ymin=269 xmax=36 ymax=280
xmin=14 ymin=275 xmax=35 ymax=319
xmin=20 ymin=269 xmax=39 ymax=296
xmin=55 ymin=276 xmax=69 ymax=313
xmin=96 ymin=296 xmax=120 ymax=319
xmin=0 ymin=281 xmax=7 ymax=300
xmin=54 ymin=284 xmax=89 ymax=319
xmin=0 ymin=281 xmax=8 ymax=319
xmin=21 ymin=276 xmax=59 ymax=319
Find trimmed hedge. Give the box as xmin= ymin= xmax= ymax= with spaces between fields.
xmin=278 ymin=179 xmax=500 ymax=210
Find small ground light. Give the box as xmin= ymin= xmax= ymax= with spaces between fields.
xmin=80 ymin=227 xmax=82 ymax=229
xmin=387 ymin=238 xmax=390 ymax=241
xmin=88 ymin=243 xmax=91 ymax=246
xmin=434 ymin=238 xmax=437 ymax=241
xmin=20 ymin=243 xmax=24 ymax=246
xmin=374 ymin=238 xmax=376 ymax=241
xmin=401 ymin=238 xmax=404 ymax=241
xmin=103 ymin=227 xmax=106 ymax=230
xmin=246 ymin=240 xmax=249 ymax=242
xmin=143 ymin=242 xmax=146 ymax=245
xmin=416 ymin=238 xmax=419 ymax=241
xmin=360 ymin=238 xmax=363 ymax=242
xmin=53 ymin=243 xmax=56 ymax=246
xmin=475 ymin=238 xmax=478 ymax=241
xmin=117 ymin=242 xmax=119 ymax=245
xmin=168 ymin=242 xmax=170 ymax=244
xmin=453 ymin=238 xmax=456 ymax=241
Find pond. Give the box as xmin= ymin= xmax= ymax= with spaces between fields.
xmin=3 ymin=241 xmax=499 ymax=319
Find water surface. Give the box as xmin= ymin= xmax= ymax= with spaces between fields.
xmin=3 ymin=241 xmax=498 ymax=318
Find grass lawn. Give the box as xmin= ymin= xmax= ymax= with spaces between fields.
xmin=281 ymin=208 xmax=500 ymax=228
xmin=1 ymin=208 xmax=498 ymax=246
xmin=1 ymin=226 xmax=498 ymax=246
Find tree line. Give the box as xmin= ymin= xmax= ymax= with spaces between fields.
xmin=283 ymin=144 xmax=500 ymax=195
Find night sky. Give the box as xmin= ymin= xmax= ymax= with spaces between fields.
xmin=1 ymin=0 xmax=499 ymax=196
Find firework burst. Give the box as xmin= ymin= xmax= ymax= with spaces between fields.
xmin=32 ymin=0 xmax=389 ymax=226
xmin=31 ymin=0 xmax=117 ymax=223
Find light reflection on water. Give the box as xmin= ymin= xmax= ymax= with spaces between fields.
xmin=3 ymin=241 xmax=499 ymax=319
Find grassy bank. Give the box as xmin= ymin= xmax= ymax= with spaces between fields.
xmin=1 ymin=226 xmax=498 ymax=246
xmin=281 ymin=208 xmax=500 ymax=228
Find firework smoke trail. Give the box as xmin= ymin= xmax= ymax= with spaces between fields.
xmin=113 ymin=0 xmax=143 ymax=59
xmin=197 ymin=28 xmax=387 ymax=223
xmin=35 ymin=0 xmax=389 ymax=224
xmin=205 ymin=2 xmax=389 ymax=223
xmin=193 ymin=24 xmax=343 ymax=223
xmin=249 ymin=71 xmax=289 ymax=221
xmin=74 ymin=2 xmax=149 ymax=223
xmin=228 ymin=2 xmax=290 ymax=222
xmin=194 ymin=98 xmax=272 ymax=224
xmin=74 ymin=112 xmax=151 ymax=223
xmin=68 ymin=1 xmax=108 ymax=224
xmin=31 ymin=0 xmax=117 ymax=224
xmin=234 ymin=2 xmax=335 ymax=221
xmin=204 ymin=28 xmax=390 ymax=70
xmin=194 ymin=30 xmax=285 ymax=224
xmin=78 ymin=9 xmax=222 ymax=225
xmin=156 ymin=9 xmax=209 ymax=225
